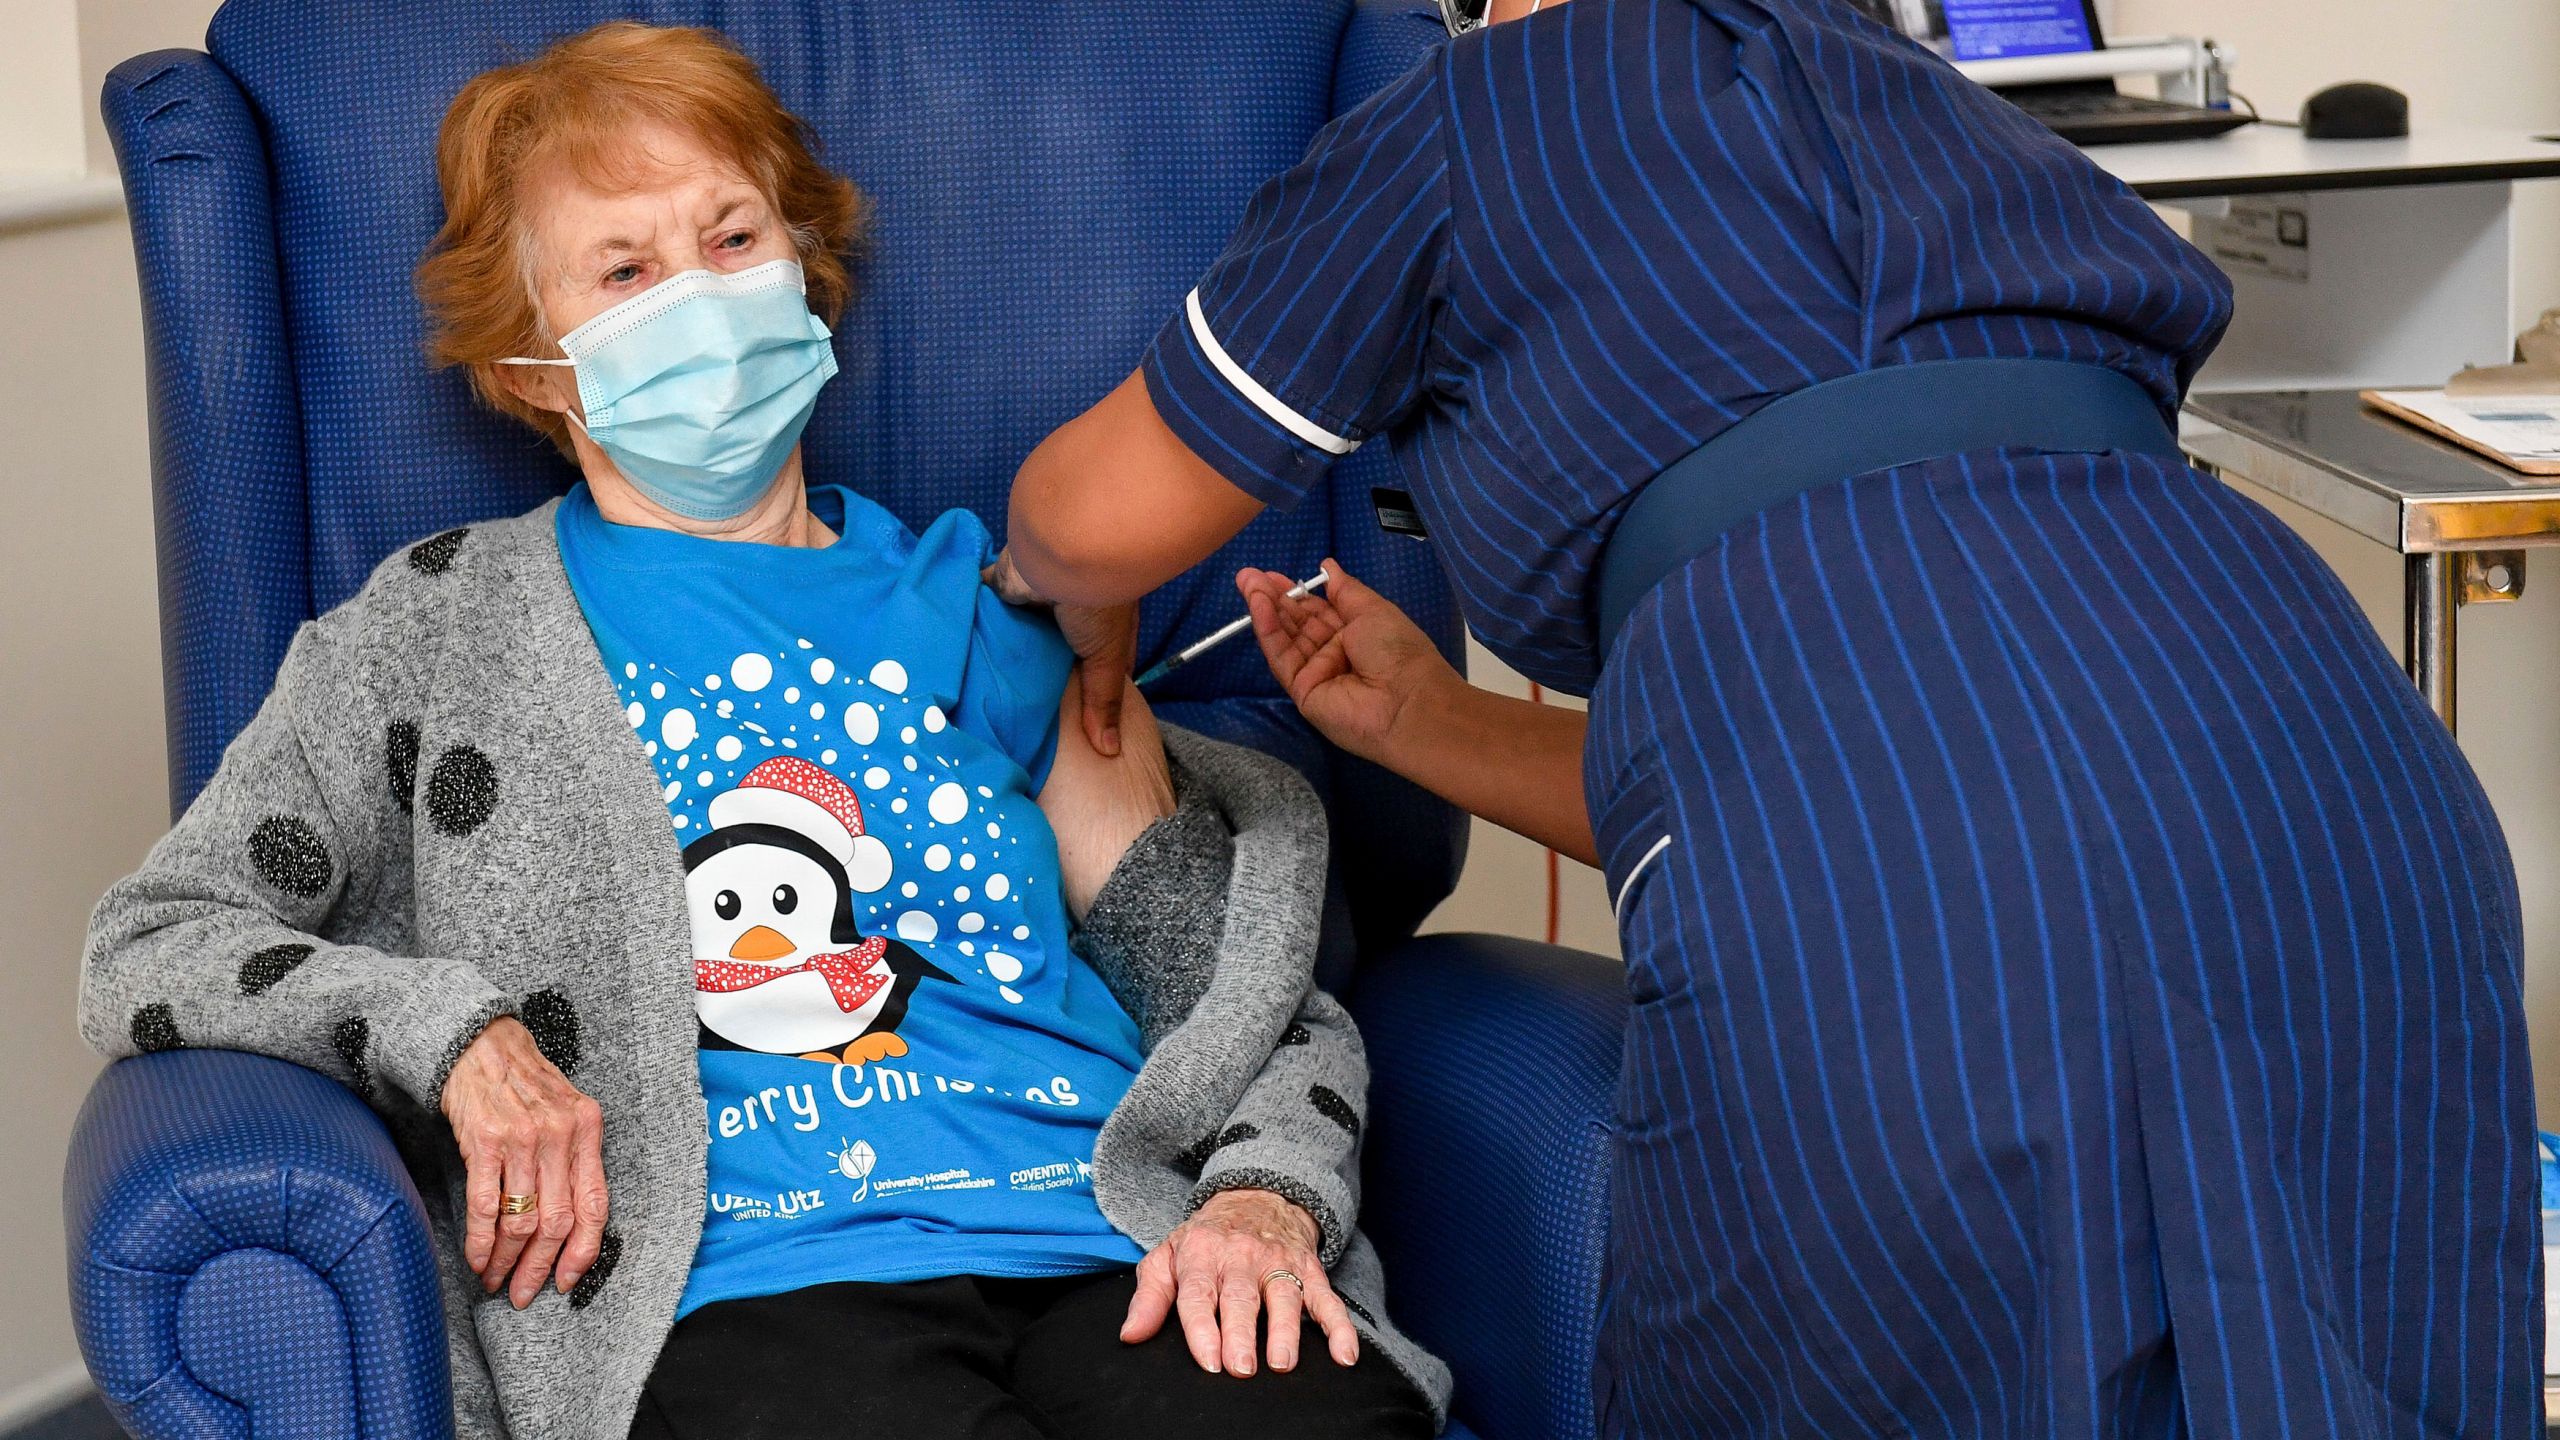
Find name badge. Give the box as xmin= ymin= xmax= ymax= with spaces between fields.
xmin=1371 ymin=487 xmax=1430 ymax=540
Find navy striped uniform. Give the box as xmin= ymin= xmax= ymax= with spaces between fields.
xmin=1142 ymin=1 xmax=2538 ymax=1437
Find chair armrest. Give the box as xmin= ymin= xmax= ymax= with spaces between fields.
xmin=102 ymin=50 xmax=311 ymax=818
xmin=64 ymin=1050 xmax=451 ymax=1438
xmin=1351 ymin=933 xmax=1625 ymax=1440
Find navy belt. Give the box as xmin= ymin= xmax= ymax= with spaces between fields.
xmin=1594 ymin=358 xmax=2183 ymax=649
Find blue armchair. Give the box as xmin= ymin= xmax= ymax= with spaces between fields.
xmin=67 ymin=3 xmax=1625 ymax=1436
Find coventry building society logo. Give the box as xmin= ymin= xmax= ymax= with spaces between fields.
xmin=1009 ymin=1158 xmax=1092 ymax=1194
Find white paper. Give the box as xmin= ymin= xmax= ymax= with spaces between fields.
xmin=2373 ymin=389 xmax=2560 ymax=462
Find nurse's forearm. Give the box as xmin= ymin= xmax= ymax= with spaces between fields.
xmin=1388 ymin=680 xmax=1598 ymax=867
xmin=1009 ymin=370 xmax=1267 ymax=608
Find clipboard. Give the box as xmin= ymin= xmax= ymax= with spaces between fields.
xmin=2360 ymin=388 xmax=2560 ymax=476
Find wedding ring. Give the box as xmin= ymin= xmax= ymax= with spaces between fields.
xmin=500 ymin=1192 xmax=540 ymax=1216
xmin=1261 ymin=1268 xmax=1305 ymax=1292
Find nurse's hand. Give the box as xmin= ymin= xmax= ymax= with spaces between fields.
xmin=1244 ymin=558 xmax=1600 ymax=864
xmin=1122 ymin=1188 xmax=1361 ymax=1376
xmin=1038 ymin=666 xmax=1175 ymax=920
xmin=1238 ymin=559 xmax=1461 ymax=768
xmin=987 ymin=547 xmax=1139 ymax=757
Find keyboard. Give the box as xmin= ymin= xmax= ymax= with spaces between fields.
xmin=1996 ymin=82 xmax=2256 ymax=146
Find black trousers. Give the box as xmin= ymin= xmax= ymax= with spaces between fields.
xmin=628 ymin=1269 xmax=1437 ymax=1440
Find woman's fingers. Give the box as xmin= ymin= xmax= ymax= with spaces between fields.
xmin=1301 ymin=1268 xmax=1363 ymax=1367
xmin=509 ymin=1112 xmax=578 ymax=1307
xmin=1121 ymin=1244 xmax=1179 ymax=1343
xmin=1263 ymin=1271 xmax=1306 ymax=1372
xmin=1171 ymin=1240 xmax=1225 ymax=1372
xmin=555 ymin=1094 xmax=610 ymax=1293
xmin=462 ymin=1133 xmax=502 ymax=1277
xmin=1218 ymin=1256 xmax=1266 ymax=1376
xmin=482 ymin=1132 xmax=540 ymax=1292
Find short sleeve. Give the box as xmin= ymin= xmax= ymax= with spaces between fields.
xmin=1142 ymin=50 xmax=1451 ymax=511
xmin=903 ymin=507 xmax=1073 ymax=786
xmin=958 ymin=586 xmax=1075 ymax=789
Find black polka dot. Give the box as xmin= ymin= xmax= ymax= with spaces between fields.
xmin=331 ymin=1017 xmax=376 ymax=1102
xmin=424 ymin=747 xmax=498 ymax=837
xmin=407 ymin=527 xmax=470 ymax=576
xmin=237 ymin=942 xmax=315 ymax=996
xmin=1278 ymin=1024 xmax=1312 ymax=1047
xmin=130 ymin=1003 xmax=181 ymax=1054
xmin=1308 ymin=1084 xmax=1360 ymax=1140
xmin=1171 ymin=1122 xmax=1261 ymax=1179
xmin=247 ymin=816 xmax=332 ymax=899
xmin=569 ymin=1230 xmax=621 ymax=1310
xmin=387 ymin=721 xmax=420 ymax=814
xmin=1172 ymin=1130 xmax=1218 ymax=1177
xmin=519 ymin=989 xmax=581 ymax=1075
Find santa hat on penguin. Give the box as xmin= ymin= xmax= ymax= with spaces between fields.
xmin=706 ymin=756 xmax=895 ymax=895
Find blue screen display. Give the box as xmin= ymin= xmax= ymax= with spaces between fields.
xmin=1942 ymin=0 xmax=2094 ymax=59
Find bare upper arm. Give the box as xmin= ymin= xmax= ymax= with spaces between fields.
xmin=1005 ymin=369 xmax=1268 ymax=607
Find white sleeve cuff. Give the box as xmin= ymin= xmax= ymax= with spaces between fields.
xmin=1185 ymin=290 xmax=1362 ymax=457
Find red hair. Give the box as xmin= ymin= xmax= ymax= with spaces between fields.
xmin=416 ymin=21 xmax=867 ymax=451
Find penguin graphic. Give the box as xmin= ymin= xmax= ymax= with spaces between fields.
xmin=683 ymin=756 xmax=950 ymax=1065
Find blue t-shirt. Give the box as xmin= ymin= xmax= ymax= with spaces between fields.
xmin=556 ymin=483 xmax=1148 ymax=1317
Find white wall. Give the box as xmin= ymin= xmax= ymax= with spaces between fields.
xmin=0 ymin=212 xmax=166 ymax=1413
xmin=0 ymin=0 xmax=84 ymax=177
xmin=0 ymin=0 xmax=215 ymax=1416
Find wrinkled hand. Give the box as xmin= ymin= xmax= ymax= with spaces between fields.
xmin=1122 ymin=1188 xmax=1360 ymax=1376
xmin=1239 ymin=559 xmax=1461 ymax=768
xmin=986 ymin=547 xmax=1139 ymax=756
xmin=1038 ymin=667 xmax=1175 ymax=920
xmin=440 ymin=1015 xmax=609 ymax=1307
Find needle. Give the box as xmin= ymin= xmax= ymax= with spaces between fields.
xmin=1135 ymin=571 xmax=1331 ymax=688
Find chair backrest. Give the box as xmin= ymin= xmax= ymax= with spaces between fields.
xmin=105 ymin=0 xmax=1467 ymax=970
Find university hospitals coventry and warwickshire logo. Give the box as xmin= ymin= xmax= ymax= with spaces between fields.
xmin=829 ymin=1137 xmax=878 ymax=1202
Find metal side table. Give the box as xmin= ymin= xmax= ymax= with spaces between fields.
xmin=2181 ymin=389 xmax=2560 ymax=733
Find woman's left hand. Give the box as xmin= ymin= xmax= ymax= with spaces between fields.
xmin=1122 ymin=1188 xmax=1361 ymax=1377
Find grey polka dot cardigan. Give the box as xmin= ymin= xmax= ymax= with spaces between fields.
xmin=78 ymin=501 xmax=1451 ymax=1437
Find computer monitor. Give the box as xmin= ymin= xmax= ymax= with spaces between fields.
xmin=1853 ymin=0 xmax=2107 ymax=62
xmin=1942 ymin=0 xmax=2099 ymax=59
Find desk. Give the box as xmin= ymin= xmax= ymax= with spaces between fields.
xmin=2067 ymin=126 xmax=2560 ymax=730
xmin=2181 ymin=389 xmax=2559 ymax=731
xmin=2082 ymin=128 xmax=2560 ymax=396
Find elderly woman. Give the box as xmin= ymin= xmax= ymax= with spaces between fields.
xmin=78 ymin=22 xmax=1445 ymax=1440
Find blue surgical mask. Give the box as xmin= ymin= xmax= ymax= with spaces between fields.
xmin=502 ymin=259 xmax=838 ymax=521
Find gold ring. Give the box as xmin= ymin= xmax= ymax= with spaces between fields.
xmin=1261 ymin=1268 xmax=1305 ymax=1293
xmin=500 ymin=1192 xmax=539 ymax=1216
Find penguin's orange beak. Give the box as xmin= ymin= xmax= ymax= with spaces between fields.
xmin=728 ymin=925 xmax=795 ymax=962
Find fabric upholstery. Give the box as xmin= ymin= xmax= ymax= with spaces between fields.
xmin=1352 ymin=933 xmax=1626 ymax=1440
xmin=64 ymin=1049 xmax=451 ymax=1438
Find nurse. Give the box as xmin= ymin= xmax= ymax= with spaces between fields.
xmin=998 ymin=0 xmax=2538 ymax=1436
